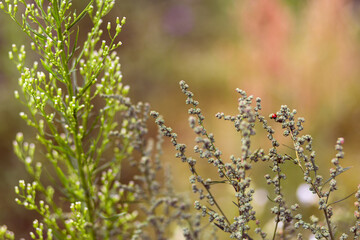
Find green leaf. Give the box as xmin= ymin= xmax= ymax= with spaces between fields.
xmin=98 ymin=213 xmax=126 ymax=221
xmin=322 ymin=166 xmax=352 ymax=186
xmin=328 ymin=190 xmax=357 ymax=206
xmin=67 ymin=27 xmax=80 ymax=62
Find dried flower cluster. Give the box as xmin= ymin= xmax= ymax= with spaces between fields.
xmin=151 ymin=80 xmax=358 ymax=240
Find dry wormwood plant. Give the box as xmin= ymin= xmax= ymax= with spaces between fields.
xmin=151 ymin=80 xmax=360 ymax=240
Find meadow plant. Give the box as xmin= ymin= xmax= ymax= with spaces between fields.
xmin=0 ymin=0 xmax=196 ymax=239
xmin=1 ymin=0 xmax=360 ymax=240
xmin=151 ymin=80 xmax=360 ymax=240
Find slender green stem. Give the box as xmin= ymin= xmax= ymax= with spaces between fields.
xmin=272 ymin=215 xmax=280 ymax=240
xmin=290 ymin=130 xmax=334 ymax=240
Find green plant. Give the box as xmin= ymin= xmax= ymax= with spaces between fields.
xmin=0 ymin=1 xmax=199 ymax=239
xmin=0 ymin=0 xmax=135 ymax=238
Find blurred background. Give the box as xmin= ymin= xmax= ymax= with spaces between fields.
xmin=1 ymin=0 xmax=360 ymax=238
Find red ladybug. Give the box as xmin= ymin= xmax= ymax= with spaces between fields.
xmin=270 ymin=113 xmax=277 ymax=119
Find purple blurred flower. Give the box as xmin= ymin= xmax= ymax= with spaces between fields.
xmin=163 ymin=4 xmax=194 ymax=36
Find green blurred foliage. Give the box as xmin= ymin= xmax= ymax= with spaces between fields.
xmin=1 ymin=0 xmax=360 ymax=238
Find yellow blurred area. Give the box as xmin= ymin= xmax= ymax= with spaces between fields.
xmin=1 ymin=0 xmax=360 ymax=237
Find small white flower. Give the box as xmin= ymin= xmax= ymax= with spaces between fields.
xmin=25 ymin=156 xmax=32 ymax=164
